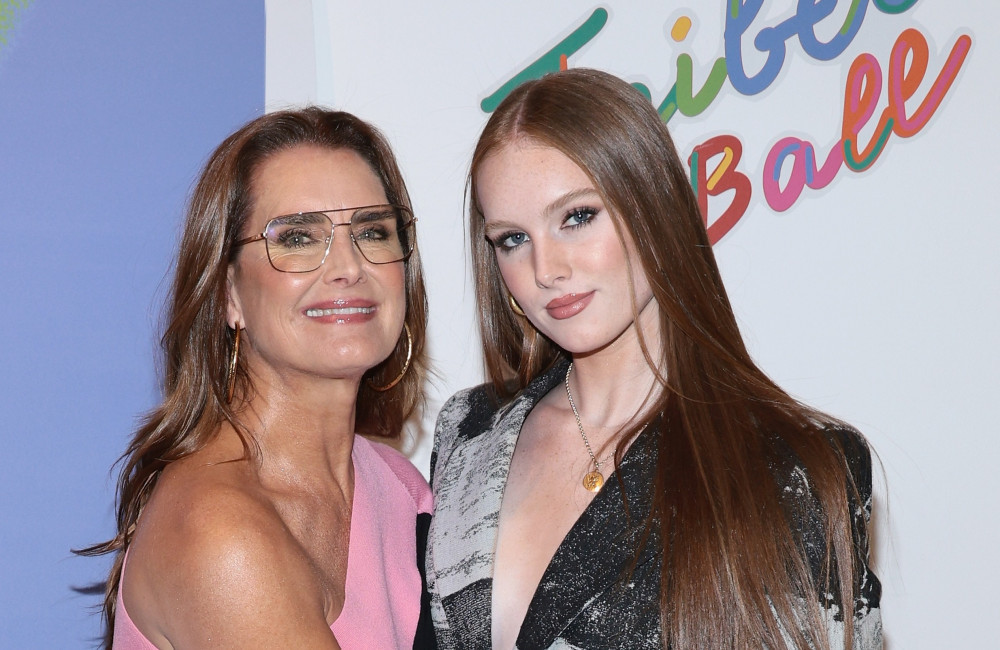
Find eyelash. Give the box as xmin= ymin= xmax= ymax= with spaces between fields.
xmin=564 ymin=207 xmax=598 ymax=228
xmin=489 ymin=206 xmax=600 ymax=254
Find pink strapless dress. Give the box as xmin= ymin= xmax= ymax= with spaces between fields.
xmin=113 ymin=436 xmax=432 ymax=648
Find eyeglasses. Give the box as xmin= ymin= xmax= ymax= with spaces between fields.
xmin=235 ymin=204 xmax=416 ymax=272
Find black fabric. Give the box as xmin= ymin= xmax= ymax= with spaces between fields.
xmin=414 ymin=511 xmax=438 ymax=649
xmin=517 ymin=430 xmax=662 ymax=649
xmin=440 ymin=580 xmax=493 ymax=650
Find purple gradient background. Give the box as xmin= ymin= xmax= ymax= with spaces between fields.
xmin=0 ymin=3 xmax=264 ymax=646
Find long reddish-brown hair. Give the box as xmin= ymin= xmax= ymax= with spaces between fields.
xmin=469 ymin=68 xmax=866 ymax=648
xmin=78 ymin=108 xmax=427 ymax=647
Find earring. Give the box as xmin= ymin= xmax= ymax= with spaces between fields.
xmin=226 ymin=326 xmax=241 ymax=404
xmin=508 ymin=293 xmax=525 ymax=317
xmin=367 ymin=322 xmax=413 ymax=392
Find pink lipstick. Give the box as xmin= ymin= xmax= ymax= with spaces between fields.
xmin=545 ymin=291 xmax=594 ymax=320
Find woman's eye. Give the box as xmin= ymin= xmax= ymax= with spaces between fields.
xmin=354 ymin=224 xmax=390 ymax=241
xmin=493 ymin=231 xmax=529 ymax=251
xmin=275 ymin=228 xmax=321 ymax=249
xmin=564 ymin=207 xmax=597 ymax=228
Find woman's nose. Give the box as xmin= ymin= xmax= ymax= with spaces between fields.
xmin=320 ymin=223 xmax=365 ymax=283
xmin=532 ymin=239 xmax=570 ymax=288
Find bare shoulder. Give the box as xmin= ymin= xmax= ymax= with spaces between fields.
xmin=124 ymin=456 xmax=342 ymax=649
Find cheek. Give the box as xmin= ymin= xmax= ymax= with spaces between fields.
xmin=594 ymin=232 xmax=629 ymax=267
xmin=377 ymin=264 xmax=407 ymax=311
xmin=590 ymin=230 xmax=637 ymax=282
xmin=240 ymin=272 xmax=308 ymax=324
xmin=617 ymin=247 xmax=653 ymax=304
xmin=494 ymin=253 xmax=529 ymax=293
xmin=392 ymin=264 xmax=407 ymax=294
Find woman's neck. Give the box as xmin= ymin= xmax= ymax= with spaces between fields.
xmin=234 ymin=369 xmax=361 ymax=490
xmin=565 ymin=298 xmax=663 ymax=431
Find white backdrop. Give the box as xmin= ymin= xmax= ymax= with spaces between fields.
xmin=265 ymin=2 xmax=998 ymax=647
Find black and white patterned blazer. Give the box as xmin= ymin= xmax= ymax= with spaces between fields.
xmin=426 ymin=360 xmax=882 ymax=649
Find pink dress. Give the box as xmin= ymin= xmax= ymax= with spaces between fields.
xmin=114 ymin=436 xmax=433 ymax=648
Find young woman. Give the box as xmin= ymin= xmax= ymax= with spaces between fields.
xmin=427 ymin=69 xmax=881 ymax=649
xmin=80 ymin=108 xmax=435 ymax=648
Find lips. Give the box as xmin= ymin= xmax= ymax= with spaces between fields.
xmin=304 ymin=300 xmax=376 ymax=322
xmin=545 ymin=291 xmax=594 ymax=320
xmin=305 ymin=306 xmax=374 ymax=317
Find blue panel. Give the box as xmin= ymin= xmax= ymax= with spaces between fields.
xmin=0 ymin=2 xmax=264 ymax=646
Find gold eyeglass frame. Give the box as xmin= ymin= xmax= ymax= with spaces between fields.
xmin=234 ymin=203 xmax=416 ymax=272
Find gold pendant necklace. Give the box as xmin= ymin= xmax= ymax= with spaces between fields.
xmin=565 ymin=363 xmax=606 ymax=493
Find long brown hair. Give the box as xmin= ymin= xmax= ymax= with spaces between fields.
xmin=469 ymin=69 xmax=866 ymax=648
xmin=78 ymin=107 xmax=427 ymax=647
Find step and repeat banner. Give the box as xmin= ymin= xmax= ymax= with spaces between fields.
xmin=265 ymin=2 xmax=994 ymax=648
xmin=0 ymin=1 xmax=994 ymax=647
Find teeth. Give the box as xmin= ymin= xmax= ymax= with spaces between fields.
xmin=306 ymin=307 xmax=375 ymax=317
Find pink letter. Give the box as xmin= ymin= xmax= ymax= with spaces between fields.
xmin=888 ymin=29 xmax=972 ymax=137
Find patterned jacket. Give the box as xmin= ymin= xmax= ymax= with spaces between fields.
xmin=426 ymin=360 xmax=882 ymax=649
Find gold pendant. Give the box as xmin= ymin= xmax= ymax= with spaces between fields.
xmin=582 ymin=470 xmax=604 ymax=492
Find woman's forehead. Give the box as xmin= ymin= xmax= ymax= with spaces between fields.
xmin=251 ymin=146 xmax=388 ymax=217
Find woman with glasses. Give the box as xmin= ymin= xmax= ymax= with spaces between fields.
xmin=80 ymin=108 xmax=433 ymax=649
xmin=427 ymin=69 xmax=881 ymax=649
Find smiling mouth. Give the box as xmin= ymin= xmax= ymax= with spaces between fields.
xmin=305 ymin=306 xmax=375 ymax=317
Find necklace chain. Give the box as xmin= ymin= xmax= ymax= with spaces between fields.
xmin=565 ymin=362 xmax=606 ymax=492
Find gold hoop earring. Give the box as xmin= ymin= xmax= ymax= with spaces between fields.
xmin=367 ymin=322 xmax=413 ymax=392
xmin=226 ymin=326 xmax=241 ymax=404
xmin=508 ymin=293 xmax=525 ymax=317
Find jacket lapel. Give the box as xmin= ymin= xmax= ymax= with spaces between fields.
xmin=432 ymin=364 xmax=567 ymax=649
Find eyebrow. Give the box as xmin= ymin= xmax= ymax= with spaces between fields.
xmin=274 ymin=212 xmax=328 ymax=225
xmin=544 ymin=188 xmax=601 ymax=215
xmin=483 ymin=187 xmax=602 ymax=234
xmin=352 ymin=206 xmax=396 ymax=223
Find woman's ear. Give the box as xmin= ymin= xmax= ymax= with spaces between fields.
xmin=226 ymin=265 xmax=243 ymax=329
